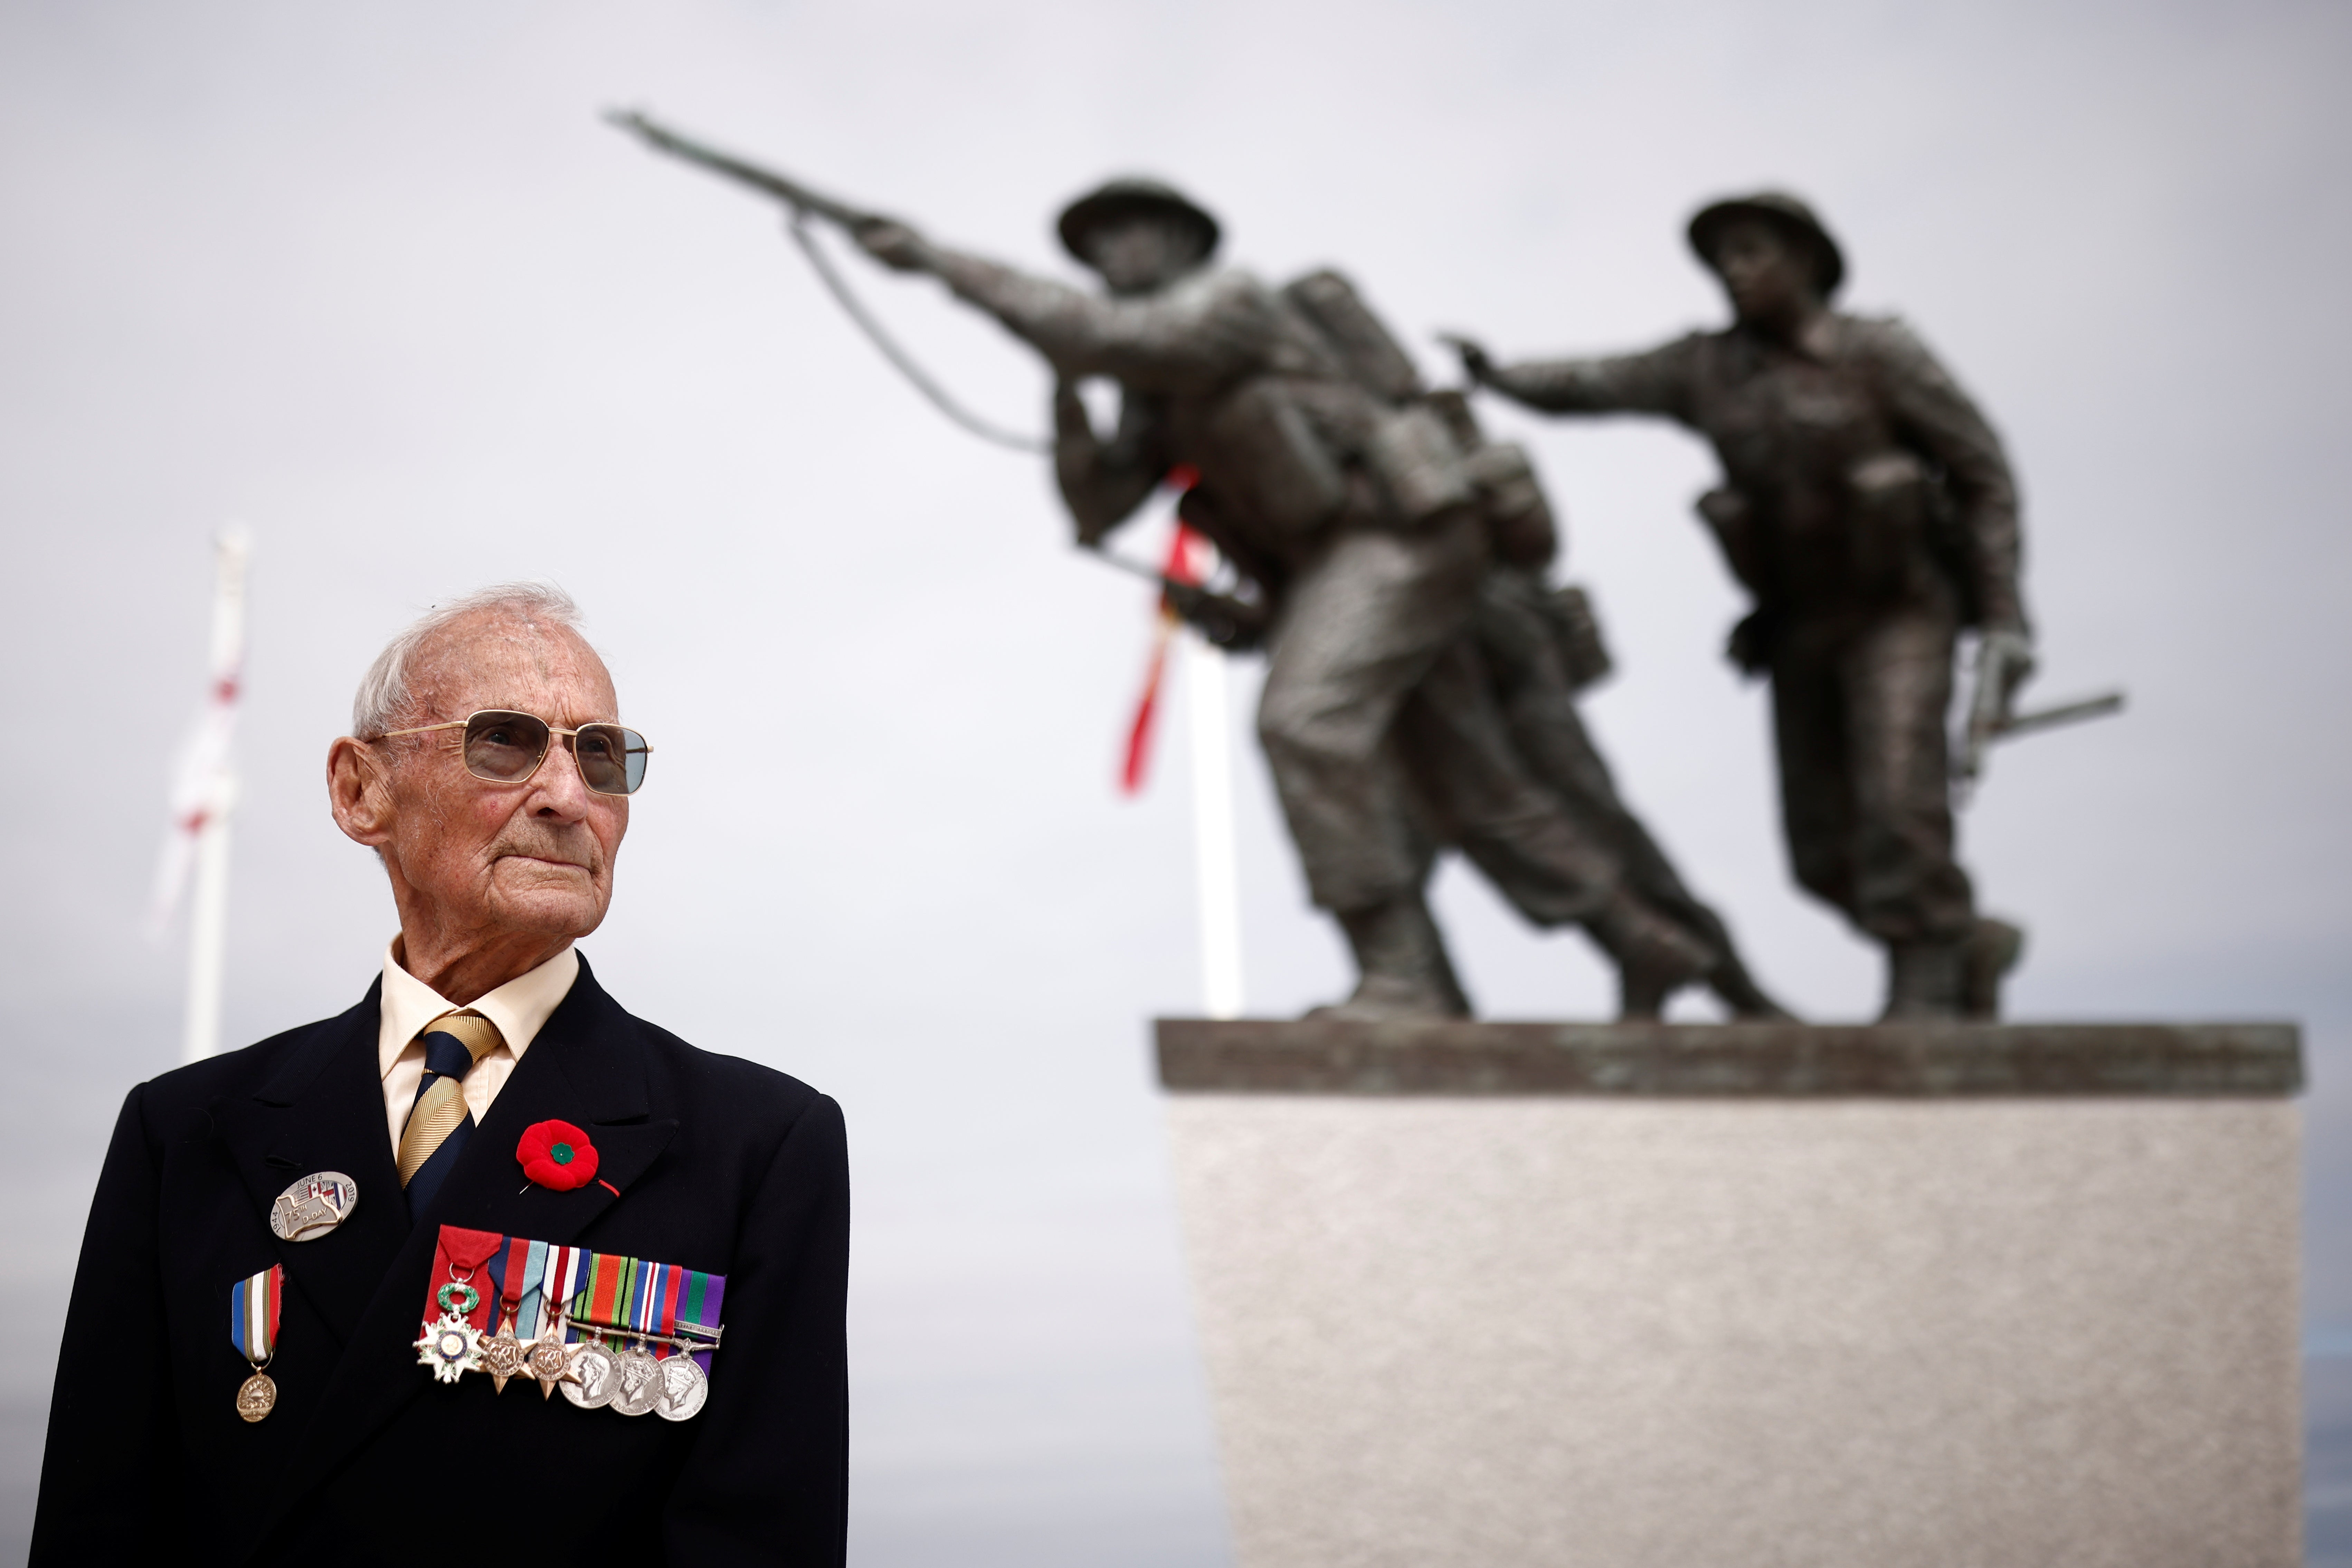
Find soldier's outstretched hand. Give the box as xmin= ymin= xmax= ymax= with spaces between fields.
xmin=852 ymin=218 xmax=933 ymax=273
xmin=1439 ymin=333 xmax=1496 ymax=386
xmin=1982 ymin=624 xmax=2038 ymax=706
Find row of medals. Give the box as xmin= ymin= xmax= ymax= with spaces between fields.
xmin=416 ymin=1298 xmax=712 ymax=1422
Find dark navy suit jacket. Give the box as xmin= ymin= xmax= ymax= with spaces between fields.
xmin=31 ymin=955 xmax=849 ymax=1566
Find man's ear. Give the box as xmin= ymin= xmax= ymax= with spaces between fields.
xmin=326 ymin=737 xmax=396 ymax=847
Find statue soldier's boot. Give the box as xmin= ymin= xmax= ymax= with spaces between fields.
xmin=1709 ymin=960 xmax=1795 ymax=1020
xmin=1309 ymin=893 xmax=1473 ymax=1021
xmin=1590 ymin=893 xmax=1715 ymax=1020
xmin=1882 ymin=941 xmax=1966 ymax=1019
xmin=1962 ymin=918 xmax=2026 ymax=1020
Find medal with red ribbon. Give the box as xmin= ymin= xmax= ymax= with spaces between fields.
xmin=412 ymin=1225 xmax=502 ymax=1384
xmin=228 ymin=1263 xmax=283 ymax=1422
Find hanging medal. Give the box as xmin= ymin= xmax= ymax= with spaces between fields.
xmin=498 ymin=1236 xmax=576 ymax=1399
xmin=414 ymin=1226 xmax=502 ymax=1385
xmin=606 ymin=1253 xmax=661 ymax=1416
xmin=552 ymin=1247 xmax=622 ymax=1409
xmin=476 ymin=1237 xmax=531 ymax=1393
xmin=229 ymin=1263 xmax=283 ymax=1422
xmin=641 ymin=1259 xmax=716 ymax=1422
xmin=609 ymin=1336 xmax=663 ymax=1417
xmin=528 ymin=1245 xmax=590 ymax=1399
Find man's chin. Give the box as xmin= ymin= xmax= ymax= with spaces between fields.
xmin=486 ymin=864 xmax=607 ymax=936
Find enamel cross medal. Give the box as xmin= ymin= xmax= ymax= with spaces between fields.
xmin=414 ymin=1275 xmax=485 ymax=1384
xmin=413 ymin=1226 xmax=505 ymax=1384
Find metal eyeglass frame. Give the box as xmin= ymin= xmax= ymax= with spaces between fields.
xmin=375 ymin=709 xmax=653 ymax=796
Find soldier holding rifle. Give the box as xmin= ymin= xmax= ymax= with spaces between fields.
xmin=861 ymin=179 xmax=1773 ymax=1020
xmin=1453 ymin=194 xmax=2032 ymax=1018
xmin=605 ymin=114 xmax=1782 ymax=1020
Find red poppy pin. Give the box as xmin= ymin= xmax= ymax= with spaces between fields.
xmin=516 ymin=1120 xmax=600 ymax=1192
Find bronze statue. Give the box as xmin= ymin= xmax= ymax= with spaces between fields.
xmin=606 ymin=116 xmax=1783 ymax=1020
xmin=872 ymin=182 xmax=1794 ymax=1020
xmin=1451 ymin=193 xmax=2032 ymax=1019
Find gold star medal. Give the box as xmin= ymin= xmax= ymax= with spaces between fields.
xmin=478 ymin=1312 xmax=531 ymax=1394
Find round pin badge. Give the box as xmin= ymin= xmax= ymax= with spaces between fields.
xmin=269 ymin=1172 xmax=359 ymax=1243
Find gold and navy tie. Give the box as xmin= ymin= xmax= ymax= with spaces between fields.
xmin=397 ymin=1012 xmax=503 ymax=1218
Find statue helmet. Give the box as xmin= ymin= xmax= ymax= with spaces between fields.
xmin=1687 ymin=191 xmax=1846 ymax=297
xmin=1058 ymin=177 xmax=1222 ymax=266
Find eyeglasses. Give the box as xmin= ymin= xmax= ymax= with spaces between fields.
xmin=376 ymin=710 xmax=652 ymax=796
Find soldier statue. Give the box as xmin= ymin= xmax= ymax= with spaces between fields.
xmin=847 ymin=179 xmax=1786 ymax=1020
xmin=1451 ymin=192 xmax=2032 ymax=1019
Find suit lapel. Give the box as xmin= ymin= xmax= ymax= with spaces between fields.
xmin=252 ymin=956 xmax=677 ymax=1550
xmin=431 ymin=955 xmax=679 ymax=1245
xmin=211 ymin=979 xmax=408 ymax=1351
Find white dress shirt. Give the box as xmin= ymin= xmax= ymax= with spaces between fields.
xmin=378 ymin=939 xmax=580 ymax=1158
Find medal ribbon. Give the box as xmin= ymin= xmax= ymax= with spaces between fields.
xmin=229 ymin=1264 xmax=283 ymax=1364
xmin=515 ymin=1238 xmax=552 ymax=1340
xmin=487 ymin=1235 xmax=540 ymax=1333
xmin=549 ymin=1246 xmax=726 ymax=1372
xmin=419 ymin=1225 xmax=504 ymax=1333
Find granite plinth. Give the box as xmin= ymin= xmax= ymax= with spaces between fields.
xmin=1156 ymin=1017 xmax=2303 ymax=1096
xmin=1158 ymin=1018 xmax=2304 ymax=1568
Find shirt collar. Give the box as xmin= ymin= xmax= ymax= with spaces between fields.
xmin=376 ymin=938 xmax=581 ymax=1080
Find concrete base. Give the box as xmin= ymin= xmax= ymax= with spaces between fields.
xmin=1158 ymin=1021 xmax=2303 ymax=1568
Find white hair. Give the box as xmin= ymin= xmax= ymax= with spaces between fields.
xmin=351 ymin=582 xmax=588 ymax=738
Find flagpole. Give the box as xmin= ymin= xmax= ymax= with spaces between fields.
xmin=1184 ymin=632 xmax=1244 ymax=1020
xmin=182 ymin=528 xmax=251 ymax=1064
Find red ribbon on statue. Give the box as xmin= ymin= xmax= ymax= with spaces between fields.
xmin=1120 ymin=465 xmax=1213 ymax=796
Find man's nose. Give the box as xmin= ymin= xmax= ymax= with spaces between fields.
xmin=529 ymin=735 xmax=597 ymax=817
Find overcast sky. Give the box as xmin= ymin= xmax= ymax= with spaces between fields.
xmin=2 ymin=1 xmax=2346 ymax=1561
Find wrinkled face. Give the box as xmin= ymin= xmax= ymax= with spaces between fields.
xmin=1709 ymin=217 xmax=1821 ymax=326
xmin=366 ymin=612 xmax=627 ymax=945
xmin=1082 ymin=213 xmax=1207 ymax=296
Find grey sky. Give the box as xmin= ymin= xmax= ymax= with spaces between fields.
xmin=2 ymin=1 xmax=2346 ymax=1561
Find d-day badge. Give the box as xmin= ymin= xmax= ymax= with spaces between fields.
xmin=269 ymin=1172 xmax=359 ymax=1242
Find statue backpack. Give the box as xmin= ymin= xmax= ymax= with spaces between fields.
xmin=1281 ymin=268 xmax=1559 ymax=569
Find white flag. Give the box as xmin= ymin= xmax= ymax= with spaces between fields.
xmin=146 ymin=528 xmax=250 ymax=937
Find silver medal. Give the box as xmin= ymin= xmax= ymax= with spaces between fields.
xmin=562 ymin=1340 xmax=619 ymax=1409
xmin=269 ymin=1172 xmax=359 ymax=1242
xmin=652 ymin=1353 xmax=710 ymax=1422
xmin=608 ymin=1343 xmax=663 ymax=1417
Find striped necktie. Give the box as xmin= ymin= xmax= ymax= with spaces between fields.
xmin=397 ymin=1011 xmax=503 ymax=1219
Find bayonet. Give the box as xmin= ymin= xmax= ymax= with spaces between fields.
xmin=603 ymin=108 xmax=881 ymax=230
xmin=1960 ymin=668 xmax=2124 ymax=785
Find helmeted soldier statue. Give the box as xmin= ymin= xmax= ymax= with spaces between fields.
xmin=853 ymin=179 xmax=1783 ymax=1020
xmin=1452 ymin=192 xmax=2032 ymax=1018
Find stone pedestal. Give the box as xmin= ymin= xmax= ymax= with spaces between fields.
xmin=1157 ymin=1020 xmax=2303 ymax=1568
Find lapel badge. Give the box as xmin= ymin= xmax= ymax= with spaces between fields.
xmin=269 ymin=1171 xmax=359 ymax=1243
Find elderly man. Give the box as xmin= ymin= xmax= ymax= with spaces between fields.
xmin=1452 ymin=193 xmax=2032 ymax=1018
xmin=32 ymin=585 xmax=848 ymax=1565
